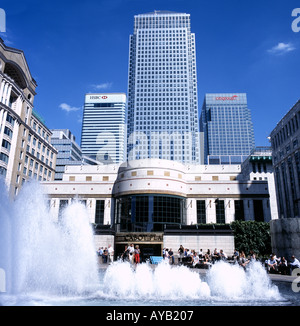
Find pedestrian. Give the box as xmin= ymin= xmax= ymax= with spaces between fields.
xmin=134 ymin=245 xmax=140 ymax=264
xmin=169 ymin=248 xmax=174 ymax=265
xmin=108 ymin=244 xmax=114 ymax=264
xmin=128 ymin=243 xmax=135 ymax=264
xmin=102 ymin=247 xmax=108 ymax=263
xmin=122 ymin=245 xmax=130 ymax=262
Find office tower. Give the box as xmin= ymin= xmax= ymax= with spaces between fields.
xmin=200 ymin=93 xmax=255 ymax=164
xmin=51 ymin=129 xmax=100 ymax=180
xmin=81 ymin=93 xmax=126 ymax=164
xmin=127 ymin=11 xmax=201 ymax=163
xmin=0 ymin=39 xmax=57 ymax=197
xmin=51 ymin=129 xmax=82 ymax=180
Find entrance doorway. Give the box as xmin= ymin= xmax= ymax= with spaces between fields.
xmin=115 ymin=243 xmax=162 ymax=262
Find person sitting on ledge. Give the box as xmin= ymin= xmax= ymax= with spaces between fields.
xmin=238 ymin=251 xmax=249 ymax=270
xmin=267 ymin=254 xmax=278 ymax=273
xmin=191 ymin=250 xmax=200 ymax=268
xmin=212 ymin=248 xmax=220 ymax=263
xmin=278 ymin=257 xmax=289 ymax=275
xmin=289 ymin=255 xmax=300 ymax=275
xmin=220 ymin=249 xmax=227 ymax=261
xmin=202 ymin=253 xmax=212 ymax=269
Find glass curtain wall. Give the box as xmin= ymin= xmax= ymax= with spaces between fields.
xmin=115 ymin=194 xmax=186 ymax=232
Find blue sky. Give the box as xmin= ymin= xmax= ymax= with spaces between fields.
xmin=1 ymin=0 xmax=299 ymax=147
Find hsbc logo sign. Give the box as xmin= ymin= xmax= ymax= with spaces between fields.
xmin=215 ymin=95 xmax=238 ymax=101
xmin=89 ymin=95 xmax=108 ymax=100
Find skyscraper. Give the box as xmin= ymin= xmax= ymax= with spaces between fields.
xmin=127 ymin=11 xmax=201 ymax=164
xmin=81 ymin=93 xmax=126 ymax=164
xmin=200 ymin=93 xmax=255 ymax=165
xmin=51 ymin=129 xmax=99 ymax=180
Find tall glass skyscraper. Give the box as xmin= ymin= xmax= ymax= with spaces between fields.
xmin=127 ymin=11 xmax=201 ymax=164
xmin=200 ymin=93 xmax=255 ymax=165
xmin=81 ymin=93 xmax=126 ymax=164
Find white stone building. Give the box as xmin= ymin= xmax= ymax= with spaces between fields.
xmin=42 ymin=157 xmax=274 ymax=260
xmin=0 ymin=39 xmax=57 ymax=197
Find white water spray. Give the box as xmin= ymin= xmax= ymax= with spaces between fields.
xmin=0 ymin=181 xmax=98 ymax=299
xmin=101 ymin=259 xmax=282 ymax=303
xmin=0 ymin=180 xmax=284 ymax=305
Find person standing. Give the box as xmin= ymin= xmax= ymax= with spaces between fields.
xmin=102 ymin=247 xmax=108 ymax=263
xmin=129 ymin=243 xmax=135 ymax=264
xmin=108 ymin=244 xmax=114 ymax=264
xmin=134 ymin=245 xmax=140 ymax=264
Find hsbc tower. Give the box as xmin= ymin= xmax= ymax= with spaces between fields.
xmin=81 ymin=93 xmax=126 ymax=164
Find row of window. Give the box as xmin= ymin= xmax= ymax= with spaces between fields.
xmin=275 ymin=150 xmax=300 ymax=218
xmin=272 ymin=109 xmax=300 ymax=150
xmin=196 ymin=199 xmax=265 ymax=224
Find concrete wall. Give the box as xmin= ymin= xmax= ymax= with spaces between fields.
xmin=270 ymin=218 xmax=300 ymax=260
xmin=163 ymin=234 xmax=235 ymax=257
xmin=94 ymin=234 xmax=115 ymax=251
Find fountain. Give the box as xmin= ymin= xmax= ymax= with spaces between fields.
xmin=0 ymin=180 xmax=298 ymax=306
xmin=0 ymin=180 xmax=99 ymax=305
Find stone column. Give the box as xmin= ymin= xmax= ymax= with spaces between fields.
xmin=206 ymin=198 xmax=216 ymax=223
xmin=0 ymin=79 xmax=5 ymax=100
xmin=186 ymin=198 xmax=197 ymax=225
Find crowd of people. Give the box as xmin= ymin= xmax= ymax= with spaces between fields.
xmin=175 ymin=246 xmax=235 ymax=269
xmin=97 ymin=244 xmax=114 ymax=264
xmin=98 ymin=243 xmax=141 ymax=265
xmin=97 ymin=243 xmax=300 ymax=276
xmin=120 ymin=244 xmax=141 ymax=264
xmin=265 ymin=254 xmax=300 ymax=275
xmin=166 ymin=245 xmax=300 ymax=275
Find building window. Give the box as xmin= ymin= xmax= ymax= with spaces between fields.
xmin=234 ymin=200 xmax=245 ymax=221
xmin=215 ymin=199 xmax=225 ymax=223
xmin=58 ymin=200 xmax=69 ymax=221
xmin=115 ymin=194 xmax=185 ymax=232
xmin=196 ymin=200 xmax=206 ymax=224
xmin=2 ymin=139 xmax=11 ymax=151
xmin=0 ymin=166 xmax=7 ymax=177
xmin=95 ymin=200 xmax=105 ymax=225
xmin=253 ymin=200 xmax=264 ymax=222
xmin=0 ymin=152 xmax=9 ymax=164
